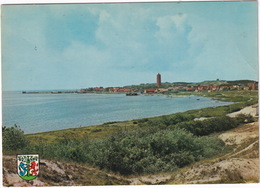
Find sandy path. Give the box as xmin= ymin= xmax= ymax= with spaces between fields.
xmin=227 ymin=104 xmax=258 ymax=118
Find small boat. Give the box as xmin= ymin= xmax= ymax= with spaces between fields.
xmin=126 ymin=93 xmax=138 ymax=96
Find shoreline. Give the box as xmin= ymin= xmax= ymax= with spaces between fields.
xmin=24 ymin=95 xmax=230 ymax=136
xmin=25 ymin=102 xmax=258 ymax=144
xmin=19 ymin=90 xmax=258 ymax=141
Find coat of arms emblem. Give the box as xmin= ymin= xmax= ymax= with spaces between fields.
xmin=17 ymin=154 xmax=39 ymax=181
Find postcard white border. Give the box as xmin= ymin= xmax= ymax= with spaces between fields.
xmin=0 ymin=1 xmax=259 ymax=188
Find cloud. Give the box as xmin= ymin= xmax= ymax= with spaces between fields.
xmin=154 ymin=13 xmax=193 ymax=70
xmin=156 ymin=13 xmax=188 ymax=40
xmin=2 ymin=2 xmax=258 ymax=90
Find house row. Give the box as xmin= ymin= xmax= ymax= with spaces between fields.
xmin=247 ymin=82 xmax=258 ymax=90
xmin=111 ymin=88 xmax=139 ymax=93
xmin=78 ymin=82 xmax=258 ymax=94
xmin=78 ymin=87 xmax=105 ymax=93
xmin=144 ymin=82 xmax=258 ymax=94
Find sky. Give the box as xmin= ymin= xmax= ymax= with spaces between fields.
xmin=1 ymin=1 xmax=258 ymax=91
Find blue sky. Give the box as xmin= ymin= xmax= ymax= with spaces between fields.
xmin=1 ymin=1 xmax=258 ymax=91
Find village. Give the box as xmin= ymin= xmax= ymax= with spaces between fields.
xmin=77 ymin=74 xmax=258 ymax=95
xmin=22 ymin=74 xmax=258 ymax=95
xmin=77 ymin=82 xmax=258 ymax=94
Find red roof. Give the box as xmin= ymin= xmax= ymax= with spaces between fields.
xmin=94 ymin=88 xmax=103 ymax=91
xmin=124 ymin=88 xmax=132 ymax=92
xmin=113 ymin=88 xmax=132 ymax=92
xmin=146 ymin=89 xmax=155 ymax=92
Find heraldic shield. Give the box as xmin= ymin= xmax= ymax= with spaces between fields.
xmin=17 ymin=154 xmax=39 ymax=181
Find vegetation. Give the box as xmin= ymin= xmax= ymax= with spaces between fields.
xmin=3 ymin=113 xmax=254 ymax=176
xmin=171 ymin=90 xmax=258 ymax=117
xmin=2 ymin=124 xmax=28 ymax=153
xmin=173 ymin=114 xmax=254 ymax=136
xmin=22 ymin=127 xmax=226 ymax=175
xmin=2 ymin=90 xmax=258 ymax=177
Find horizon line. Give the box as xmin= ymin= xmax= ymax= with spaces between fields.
xmin=2 ymin=79 xmax=258 ymax=92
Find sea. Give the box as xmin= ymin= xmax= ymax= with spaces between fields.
xmin=2 ymin=91 xmax=232 ymax=134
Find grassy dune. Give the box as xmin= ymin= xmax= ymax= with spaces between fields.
xmin=2 ymin=90 xmax=258 ymax=185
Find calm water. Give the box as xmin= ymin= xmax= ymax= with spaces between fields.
xmin=2 ymin=92 xmax=232 ymax=134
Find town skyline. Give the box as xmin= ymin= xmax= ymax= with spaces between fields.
xmin=21 ymin=74 xmax=259 ymax=93
xmin=2 ymin=1 xmax=258 ymax=91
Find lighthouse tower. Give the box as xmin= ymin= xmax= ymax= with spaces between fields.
xmin=156 ymin=73 xmax=161 ymax=87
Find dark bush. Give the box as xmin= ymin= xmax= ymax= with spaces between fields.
xmin=141 ymin=113 xmax=194 ymax=129
xmin=2 ymin=124 xmax=27 ymax=152
xmin=86 ymin=128 xmax=225 ymax=175
xmin=175 ymin=116 xmax=239 ymax=136
xmin=235 ymin=114 xmax=254 ymax=124
xmin=137 ymin=118 xmax=149 ymax=124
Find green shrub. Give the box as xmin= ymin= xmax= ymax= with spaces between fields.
xmin=22 ymin=125 xmax=226 ymax=175
xmin=2 ymin=124 xmax=27 ymax=153
xmin=235 ymin=114 xmax=254 ymax=124
xmin=86 ymin=128 xmax=225 ymax=175
xmin=140 ymin=113 xmax=194 ymax=129
xmin=137 ymin=118 xmax=149 ymax=124
xmin=175 ymin=116 xmax=239 ymax=136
